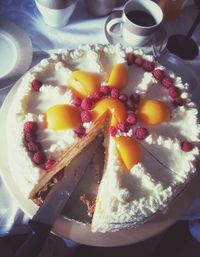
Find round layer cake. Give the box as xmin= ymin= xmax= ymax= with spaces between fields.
xmin=6 ymin=44 xmax=200 ymax=233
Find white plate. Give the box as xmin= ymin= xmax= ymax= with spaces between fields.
xmin=104 ymin=10 xmax=167 ymax=55
xmin=1 ymin=74 xmax=200 ymax=246
xmin=0 ymin=18 xmax=32 ymax=89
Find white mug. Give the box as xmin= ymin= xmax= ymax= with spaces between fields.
xmin=106 ymin=0 xmax=163 ymax=47
xmin=35 ymin=0 xmax=78 ymax=28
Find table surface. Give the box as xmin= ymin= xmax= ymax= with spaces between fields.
xmin=0 ymin=0 xmax=200 ymax=240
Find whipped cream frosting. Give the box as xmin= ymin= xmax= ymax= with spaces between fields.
xmin=6 ymin=44 xmax=200 ymax=232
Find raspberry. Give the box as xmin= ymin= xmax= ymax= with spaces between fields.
xmin=24 ymin=133 xmax=36 ymax=142
xmin=143 ymin=60 xmax=155 ymax=72
xmin=109 ymin=126 xmax=117 ymax=137
xmin=173 ymin=97 xmax=184 ymax=107
xmin=129 ymin=93 xmax=140 ymax=104
xmin=126 ymin=53 xmax=135 ymax=66
xmin=74 ymin=126 xmax=86 ymax=138
xmin=81 ymin=110 xmax=92 ymax=123
xmin=126 ymin=113 xmax=137 ymax=125
xmin=27 ymin=142 xmax=41 ymax=153
xmin=162 ymin=76 xmax=173 ymax=89
xmin=24 ymin=121 xmax=38 ymax=134
xmin=72 ymin=95 xmax=82 ymax=108
xmin=81 ymin=97 xmax=93 ymax=110
xmin=117 ymin=122 xmax=130 ymax=133
xmin=90 ymin=91 xmax=103 ymax=102
xmin=44 ymin=159 xmax=56 ymax=170
xmin=152 ymin=69 xmax=164 ymax=81
xmin=100 ymin=86 xmax=111 ymax=95
xmin=33 ymin=151 xmax=46 ymax=165
xmin=31 ymin=79 xmax=42 ymax=92
xmin=111 ymin=88 xmax=120 ymax=98
xmin=119 ymin=94 xmax=128 ymax=102
xmin=134 ymin=127 xmax=149 ymax=140
xmin=181 ymin=141 xmax=193 ymax=152
xmin=134 ymin=56 xmax=143 ymax=66
xmin=126 ymin=100 xmax=136 ymax=111
xmin=55 ymin=168 xmax=65 ymax=180
xmin=168 ymin=86 xmax=180 ymax=99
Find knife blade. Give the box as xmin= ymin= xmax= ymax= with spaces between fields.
xmin=14 ymin=136 xmax=102 ymax=257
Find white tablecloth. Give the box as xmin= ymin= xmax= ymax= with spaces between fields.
xmin=0 ymin=0 xmax=200 ymax=238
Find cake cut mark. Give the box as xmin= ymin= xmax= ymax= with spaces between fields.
xmin=140 ymin=142 xmax=192 ymax=183
xmin=119 ymin=165 xmax=162 ymax=201
xmin=139 ymin=145 xmax=177 ymax=187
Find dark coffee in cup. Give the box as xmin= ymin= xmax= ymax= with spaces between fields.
xmin=105 ymin=0 xmax=163 ymax=46
xmin=126 ymin=10 xmax=156 ymax=27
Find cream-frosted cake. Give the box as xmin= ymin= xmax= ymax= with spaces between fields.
xmin=6 ymin=44 xmax=200 ymax=233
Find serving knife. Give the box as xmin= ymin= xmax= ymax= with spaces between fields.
xmin=14 ymin=137 xmax=102 ymax=257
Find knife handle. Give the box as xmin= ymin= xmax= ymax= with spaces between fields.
xmin=14 ymin=219 xmax=52 ymax=257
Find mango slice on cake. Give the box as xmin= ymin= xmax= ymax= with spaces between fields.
xmin=68 ymin=71 xmax=100 ymax=98
xmin=46 ymin=104 xmax=81 ymax=130
xmin=114 ymin=136 xmax=141 ymax=170
xmin=92 ymin=98 xmax=127 ymax=126
xmin=107 ymin=64 xmax=128 ymax=90
xmin=138 ymin=99 xmax=170 ymax=125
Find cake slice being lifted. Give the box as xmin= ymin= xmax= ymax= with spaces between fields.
xmin=6 ymin=44 xmax=200 ymax=232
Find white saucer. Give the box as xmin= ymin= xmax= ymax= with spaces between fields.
xmin=0 ymin=18 xmax=32 ymax=89
xmin=104 ymin=10 xmax=167 ymax=55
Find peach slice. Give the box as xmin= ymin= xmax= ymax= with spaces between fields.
xmin=138 ymin=99 xmax=170 ymax=125
xmin=114 ymin=136 xmax=141 ymax=170
xmin=92 ymin=98 xmax=127 ymax=126
xmin=107 ymin=64 xmax=128 ymax=90
xmin=46 ymin=104 xmax=81 ymax=130
xmin=68 ymin=71 xmax=100 ymax=98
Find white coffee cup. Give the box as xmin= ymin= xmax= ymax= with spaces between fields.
xmin=35 ymin=0 xmax=78 ymax=28
xmin=106 ymin=0 xmax=163 ymax=47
